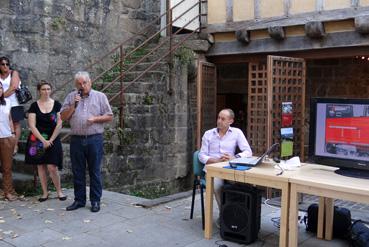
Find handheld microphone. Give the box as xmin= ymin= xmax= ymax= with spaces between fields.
xmin=75 ymin=89 xmax=82 ymax=108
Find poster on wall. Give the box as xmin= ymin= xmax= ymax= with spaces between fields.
xmin=282 ymin=102 xmax=293 ymax=127
xmin=281 ymin=127 xmax=293 ymax=157
xmin=281 ymin=102 xmax=294 ymax=157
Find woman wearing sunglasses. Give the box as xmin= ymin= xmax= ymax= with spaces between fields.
xmin=0 ymin=82 xmax=17 ymax=201
xmin=0 ymin=56 xmax=23 ymax=155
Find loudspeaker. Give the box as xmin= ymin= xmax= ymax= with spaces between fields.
xmin=220 ymin=183 xmax=262 ymax=244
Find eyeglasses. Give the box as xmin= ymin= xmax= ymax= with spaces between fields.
xmin=0 ymin=63 xmax=9 ymax=67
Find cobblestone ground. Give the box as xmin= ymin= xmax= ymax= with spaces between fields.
xmin=0 ymin=189 xmax=351 ymax=246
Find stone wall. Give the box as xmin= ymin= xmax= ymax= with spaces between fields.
xmin=96 ymin=56 xmax=194 ymax=194
xmin=2 ymin=0 xmax=199 ymax=195
xmin=0 ymin=0 xmax=160 ymax=92
xmin=55 ymin=54 xmax=196 ymax=195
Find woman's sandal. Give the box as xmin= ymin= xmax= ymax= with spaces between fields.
xmin=38 ymin=196 xmax=48 ymax=202
xmin=5 ymin=194 xmax=18 ymax=201
xmin=58 ymin=195 xmax=67 ymax=201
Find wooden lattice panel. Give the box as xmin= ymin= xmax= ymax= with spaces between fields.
xmin=247 ymin=62 xmax=268 ymax=155
xmin=267 ymin=56 xmax=306 ymax=159
xmin=197 ymin=61 xmax=217 ymax=148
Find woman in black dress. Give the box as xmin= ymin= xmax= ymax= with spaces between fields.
xmin=25 ymin=81 xmax=66 ymax=202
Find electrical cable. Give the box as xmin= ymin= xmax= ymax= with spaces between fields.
xmin=264 ymin=198 xmax=281 ymax=210
xmin=271 ymin=216 xmax=281 ymax=228
xmin=214 ymin=239 xmax=228 ymax=247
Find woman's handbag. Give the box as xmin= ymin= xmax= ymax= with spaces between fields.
xmin=15 ymin=84 xmax=32 ymax=104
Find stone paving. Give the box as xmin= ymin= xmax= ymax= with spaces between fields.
xmin=0 ymin=189 xmax=351 ymax=247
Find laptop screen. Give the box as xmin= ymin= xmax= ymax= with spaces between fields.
xmin=229 ymin=143 xmax=279 ymax=166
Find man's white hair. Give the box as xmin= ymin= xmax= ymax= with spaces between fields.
xmin=74 ymin=71 xmax=91 ymax=82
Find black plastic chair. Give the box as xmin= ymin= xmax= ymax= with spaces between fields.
xmin=190 ymin=150 xmax=206 ymax=229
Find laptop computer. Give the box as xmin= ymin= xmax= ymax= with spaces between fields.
xmin=229 ymin=143 xmax=279 ymax=167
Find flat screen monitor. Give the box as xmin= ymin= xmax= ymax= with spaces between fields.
xmin=309 ymin=98 xmax=369 ymax=179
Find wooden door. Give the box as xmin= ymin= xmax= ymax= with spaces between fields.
xmin=197 ymin=61 xmax=217 ymax=148
xmin=267 ymin=55 xmax=306 ymax=159
xmin=248 ymin=56 xmax=306 ymax=159
xmin=247 ymin=61 xmax=269 ymax=155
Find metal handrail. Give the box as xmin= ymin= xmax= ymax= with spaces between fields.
xmin=60 ymin=0 xmax=207 ymax=140
xmin=100 ymin=9 xmax=201 ymax=92
xmin=91 ymin=0 xmax=201 ymax=86
xmin=109 ymin=27 xmax=200 ymax=103
xmin=53 ymin=0 xmax=189 ymax=95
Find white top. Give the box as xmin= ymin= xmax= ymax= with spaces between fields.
xmin=0 ymin=98 xmax=13 ymax=138
xmin=199 ymin=127 xmax=252 ymax=164
xmin=0 ymin=73 xmax=19 ymax=107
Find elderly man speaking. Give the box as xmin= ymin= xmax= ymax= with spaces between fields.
xmin=61 ymin=71 xmax=113 ymax=213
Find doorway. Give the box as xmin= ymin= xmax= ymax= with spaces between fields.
xmin=216 ymin=63 xmax=248 ymax=133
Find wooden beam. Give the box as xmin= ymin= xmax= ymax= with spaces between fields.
xmin=207 ymin=46 xmax=369 ymax=64
xmin=226 ymin=0 xmax=233 ymax=23
xmin=351 ymin=0 xmax=359 ymax=7
xmin=205 ymin=6 xmax=369 ymax=33
xmin=254 ymin=0 xmax=261 ymax=19
xmin=235 ymin=29 xmax=250 ymax=44
xmin=284 ymin=0 xmax=290 ymax=16
xmin=355 ymin=15 xmax=369 ymax=34
xmin=207 ymin=30 xmax=369 ymax=56
xmin=305 ymin=21 xmax=325 ymax=38
xmin=268 ymin=26 xmax=285 ymax=40
xmin=317 ymin=0 xmax=324 ymax=12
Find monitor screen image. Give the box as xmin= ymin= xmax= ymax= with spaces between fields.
xmin=309 ymin=98 xmax=369 ymax=179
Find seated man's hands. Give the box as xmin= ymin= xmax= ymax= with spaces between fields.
xmin=206 ymin=153 xmax=236 ymax=164
xmin=220 ymin=153 xmax=235 ymax=161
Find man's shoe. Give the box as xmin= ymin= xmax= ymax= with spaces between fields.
xmin=91 ymin=202 xmax=100 ymax=213
xmin=66 ymin=201 xmax=85 ymax=211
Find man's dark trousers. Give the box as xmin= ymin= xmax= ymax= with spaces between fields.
xmin=70 ymin=134 xmax=103 ymax=205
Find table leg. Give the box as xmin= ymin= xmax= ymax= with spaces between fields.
xmin=279 ymin=183 xmax=290 ymax=247
xmin=317 ymin=197 xmax=325 ymax=239
xmin=204 ymin=172 xmax=214 ymax=239
xmin=288 ymin=183 xmax=299 ymax=247
xmin=324 ymin=198 xmax=334 ymax=240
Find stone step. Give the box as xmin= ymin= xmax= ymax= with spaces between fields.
xmin=122 ymin=70 xmax=168 ymax=82
xmin=95 ymin=81 xmax=161 ymax=94
xmin=0 ymin=171 xmax=35 ymax=193
xmin=96 ymin=72 xmax=168 ymax=97
xmin=96 ymin=69 xmax=169 ymax=87
xmin=13 ymin=153 xmax=36 ymax=175
xmin=107 ymin=46 xmax=168 ymax=66
xmin=122 ymin=61 xmax=169 ymax=72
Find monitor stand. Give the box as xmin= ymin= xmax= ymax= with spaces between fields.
xmin=335 ymin=168 xmax=369 ymax=179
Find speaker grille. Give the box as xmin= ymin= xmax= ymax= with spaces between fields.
xmin=222 ymin=203 xmax=248 ymax=233
xmin=220 ymin=184 xmax=261 ymax=244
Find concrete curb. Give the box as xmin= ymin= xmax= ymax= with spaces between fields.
xmin=135 ymin=190 xmax=193 ymax=208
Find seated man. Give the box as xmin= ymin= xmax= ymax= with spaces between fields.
xmin=198 ymin=108 xmax=252 ymax=211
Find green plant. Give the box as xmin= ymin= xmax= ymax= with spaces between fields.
xmin=143 ymin=93 xmax=154 ymax=105
xmin=129 ymin=184 xmax=171 ymax=199
xmin=117 ymin=127 xmax=135 ymax=145
xmin=175 ymin=47 xmax=195 ymax=65
xmin=51 ymin=17 xmax=66 ymax=31
xmin=20 ymin=128 xmax=30 ymax=141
